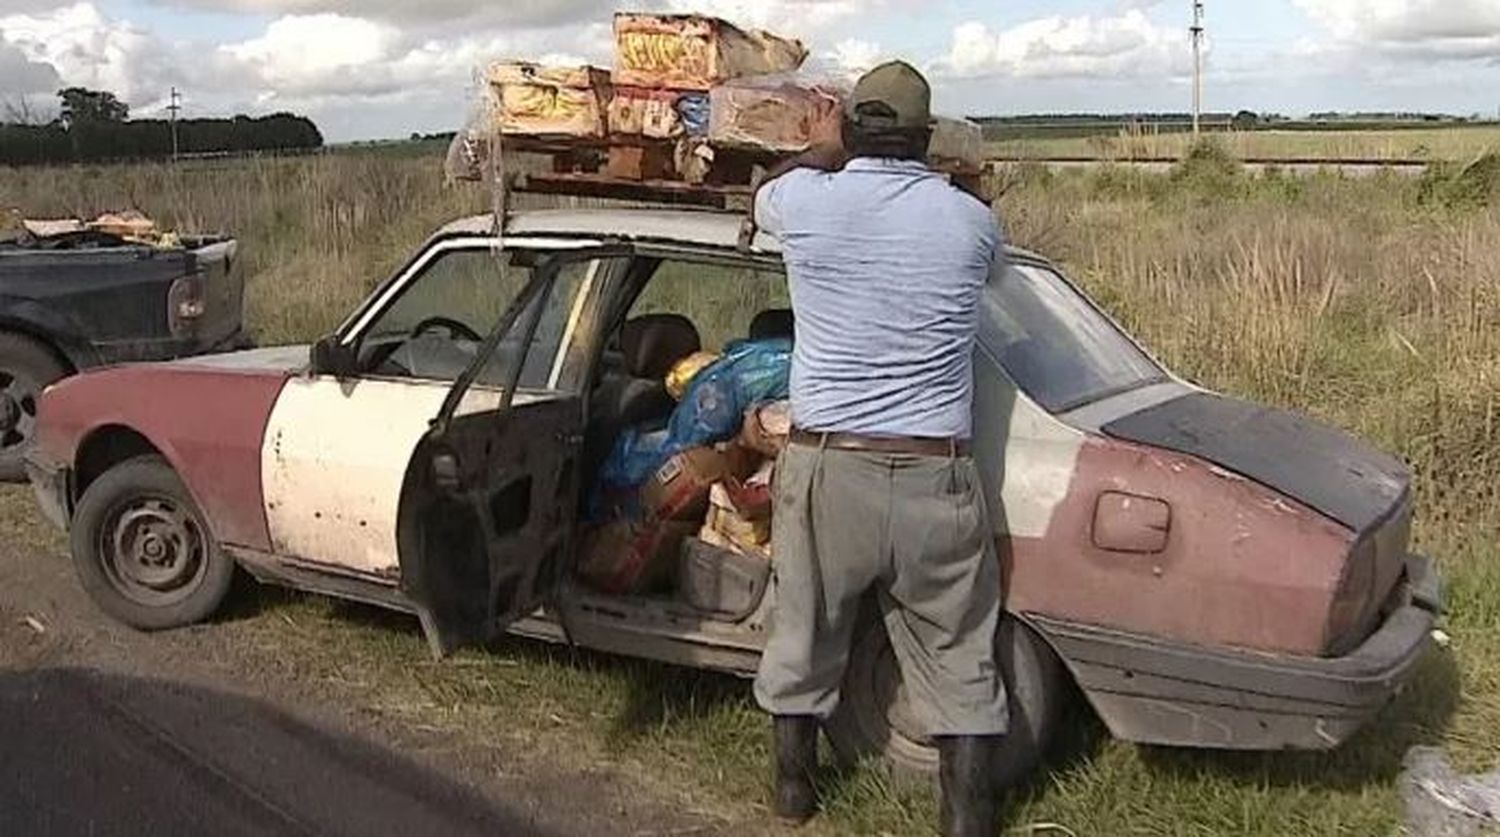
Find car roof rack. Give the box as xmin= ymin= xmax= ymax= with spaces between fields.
xmin=487 ymin=134 xmax=768 ymax=247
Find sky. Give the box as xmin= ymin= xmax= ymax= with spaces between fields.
xmin=3 ymin=0 xmax=1500 ymax=141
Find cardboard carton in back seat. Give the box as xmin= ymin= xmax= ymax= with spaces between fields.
xmin=579 ymin=518 xmax=698 ymax=594
xmin=640 ymin=445 xmax=757 ymax=521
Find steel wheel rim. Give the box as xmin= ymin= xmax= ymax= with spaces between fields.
xmin=97 ymin=494 xmax=208 ymax=607
xmin=0 ymin=369 xmax=40 ymax=454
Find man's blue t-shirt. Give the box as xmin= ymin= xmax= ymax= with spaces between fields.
xmin=754 ymin=158 xmax=1004 ymax=440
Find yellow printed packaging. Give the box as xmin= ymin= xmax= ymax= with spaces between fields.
xmin=488 ymin=61 xmax=611 ymax=138
xmin=666 ymin=351 xmax=720 ymax=400
xmin=613 ymin=13 xmax=807 ymax=91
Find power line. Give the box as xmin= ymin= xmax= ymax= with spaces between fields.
xmin=1191 ymin=1 xmax=1205 ymax=136
xmin=168 ymin=87 xmax=181 ymax=163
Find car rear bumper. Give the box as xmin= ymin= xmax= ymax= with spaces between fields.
xmin=1029 ymin=555 xmax=1442 ymax=751
xmin=25 ymin=454 xmax=70 ymax=532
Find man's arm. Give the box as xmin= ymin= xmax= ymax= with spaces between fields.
xmin=752 ymin=142 xmax=849 ymax=239
xmin=761 ymin=141 xmax=851 ymax=186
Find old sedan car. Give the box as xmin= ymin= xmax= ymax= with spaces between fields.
xmin=26 ymin=208 xmax=1441 ymax=785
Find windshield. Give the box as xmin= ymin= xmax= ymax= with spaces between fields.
xmin=979 ymin=262 xmax=1165 ymax=412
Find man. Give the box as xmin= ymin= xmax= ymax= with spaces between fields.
xmin=751 ymin=61 xmax=1008 ymax=837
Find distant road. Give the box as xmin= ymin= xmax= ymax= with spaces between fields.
xmin=987 ymin=156 xmax=1433 ymax=177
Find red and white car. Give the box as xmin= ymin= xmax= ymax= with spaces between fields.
xmin=27 ymin=208 xmax=1441 ymax=785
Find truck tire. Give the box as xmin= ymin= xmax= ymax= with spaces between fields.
xmin=0 ymin=332 xmax=69 ymax=482
xmin=70 ymin=455 xmax=236 ymax=631
xmin=825 ymin=614 xmax=1068 ymax=789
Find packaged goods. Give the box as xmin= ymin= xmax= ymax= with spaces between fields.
xmin=640 ymin=445 xmax=757 ymax=522
xmin=676 ymin=94 xmax=711 ymax=138
xmin=738 ymin=400 xmax=792 ymax=457
xmin=488 ymin=61 xmax=611 ymax=138
xmin=707 ymin=483 xmax=771 ymax=549
xmin=709 ymin=77 xmax=843 ymax=153
xmin=578 ymin=518 xmax=698 ymax=594
xmin=928 ymin=117 xmax=986 ymax=174
xmin=607 ymin=143 xmax=675 ymax=180
xmin=613 ymin=13 xmax=808 ymax=90
xmin=666 ymin=351 xmax=721 ymax=400
xmin=597 ymin=338 xmax=791 ymax=492
xmin=678 ymin=537 xmax=771 ymax=620
xmin=608 ymin=87 xmax=683 ymax=138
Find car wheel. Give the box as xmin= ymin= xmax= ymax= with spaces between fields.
xmin=0 ymin=332 xmax=69 ymax=482
xmin=825 ymin=614 xmax=1068 ymax=788
xmin=70 ymin=455 xmax=235 ymax=631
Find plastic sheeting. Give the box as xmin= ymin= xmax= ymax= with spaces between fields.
xmin=596 ymin=338 xmax=792 ymax=501
xmin=1401 ymin=747 xmax=1500 ymax=837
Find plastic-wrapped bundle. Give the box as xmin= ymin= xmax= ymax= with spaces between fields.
xmin=709 ymin=75 xmax=844 ymax=153
xmin=613 ymin=13 xmax=807 ymax=90
xmin=609 ymin=87 xmax=682 ymax=138
xmin=597 ymin=338 xmax=792 ymax=493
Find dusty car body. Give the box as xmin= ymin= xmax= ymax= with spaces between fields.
xmin=27 ymin=209 xmax=1441 ymax=782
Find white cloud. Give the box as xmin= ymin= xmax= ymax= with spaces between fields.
xmin=1295 ymin=0 xmax=1500 ymax=60
xmin=940 ymin=9 xmax=1189 ymax=81
xmin=0 ymin=3 xmax=181 ymax=106
xmin=828 ymin=38 xmax=882 ymax=79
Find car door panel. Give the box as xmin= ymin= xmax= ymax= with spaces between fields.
xmin=260 ymin=377 xmax=516 ymax=578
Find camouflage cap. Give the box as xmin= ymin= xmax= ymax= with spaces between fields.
xmin=846 ymin=60 xmax=932 ymax=131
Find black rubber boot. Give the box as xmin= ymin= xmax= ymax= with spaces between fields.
xmin=938 ymin=736 xmax=1000 ymax=837
xmin=772 ymin=715 xmax=819 ymax=824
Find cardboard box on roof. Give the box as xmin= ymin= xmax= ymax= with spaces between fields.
xmin=709 ymin=77 xmax=844 ymax=153
xmin=613 ymin=13 xmax=808 ymax=91
xmin=488 ymin=60 xmax=612 ymax=138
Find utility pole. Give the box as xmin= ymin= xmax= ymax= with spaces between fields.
xmin=168 ymin=87 xmax=181 ymax=162
xmin=1191 ymin=1 xmax=1205 ymax=136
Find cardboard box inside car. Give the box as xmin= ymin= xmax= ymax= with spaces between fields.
xmin=578 ymin=518 xmax=699 ymax=594
xmin=640 ymin=444 xmax=757 ymax=522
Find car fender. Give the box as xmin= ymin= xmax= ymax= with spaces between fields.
xmin=34 ymin=363 xmax=290 ymax=551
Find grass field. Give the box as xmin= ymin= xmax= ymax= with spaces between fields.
xmin=991 ymin=125 xmax=1500 ymax=162
xmin=3 ymin=146 xmax=1499 ymax=834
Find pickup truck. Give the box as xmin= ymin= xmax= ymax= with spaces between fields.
xmin=26 ymin=208 xmax=1440 ymax=788
xmin=0 ymin=228 xmax=248 ymax=479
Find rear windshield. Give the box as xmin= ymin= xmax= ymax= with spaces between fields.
xmin=979 ymin=262 xmax=1165 ymax=412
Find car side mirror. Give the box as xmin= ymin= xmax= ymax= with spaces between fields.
xmin=309 ymin=334 xmax=359 ymax=379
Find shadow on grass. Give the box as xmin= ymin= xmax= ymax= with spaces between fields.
xmin=1134 ymin=647 xmax=1463 ymax=792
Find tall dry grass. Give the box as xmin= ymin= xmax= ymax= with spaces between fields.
xmin=994 ymin=125 xmax=1500 ymax=162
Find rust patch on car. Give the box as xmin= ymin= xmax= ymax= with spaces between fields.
xmin=1006 ymin=436 xmax=1354 ymax=655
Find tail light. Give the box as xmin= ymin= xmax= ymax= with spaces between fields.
xmin=168 ymin=272 xmax=206 ymax=338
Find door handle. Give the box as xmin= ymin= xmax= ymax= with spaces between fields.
xmin=432 ymin=451 xmax=463 ymax=493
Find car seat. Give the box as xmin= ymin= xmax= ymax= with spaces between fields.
xmin=749 ymin=308 xmax=794 ymax=342
xmin=584 ymin=314 xmax=702 ymax=483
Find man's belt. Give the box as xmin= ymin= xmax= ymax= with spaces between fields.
xmin=789 ymin=428 xmax=972 ymax=458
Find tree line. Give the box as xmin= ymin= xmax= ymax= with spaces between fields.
xmin=1 ymin=88 xmax=324 ymax=166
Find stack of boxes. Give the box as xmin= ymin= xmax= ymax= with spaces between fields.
xmin=482 ymin=12 xmax=845 ymax=184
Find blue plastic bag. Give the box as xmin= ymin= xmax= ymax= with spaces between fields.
xmin=592 ymin=338 xmax=792 ymax=513
xmin=676 ymin=93 xmax=711 ymax=138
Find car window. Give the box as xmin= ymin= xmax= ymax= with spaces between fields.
xmin=359 ymin=246 xmax=603 ymax=391
xmin=980 ymin=263 xmax=1165 ymax=412
xmin=629 ymin=259 xmax=789 ymax=351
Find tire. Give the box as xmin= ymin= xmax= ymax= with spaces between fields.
xmin=70 ymin=455 xmax=235 ymax=631
xmin=825 ymin=614 xmax=1068 ymax=789
xmin=0 ymin=332 xmax=70 ymax=482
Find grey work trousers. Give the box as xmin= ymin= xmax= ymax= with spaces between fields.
xmin=754 ymin=440 xmax=1010 ymax=737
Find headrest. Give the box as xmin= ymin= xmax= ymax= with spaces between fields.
xmin=749 ymin=309 xmax=795 ymax=342
xmin=620 ymin=314 xmax=702 ymax=380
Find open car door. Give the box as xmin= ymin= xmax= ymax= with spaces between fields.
xmin=396 ymin=248 xmax=620 ymax=657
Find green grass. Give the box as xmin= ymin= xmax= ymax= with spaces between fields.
xmin=3 ymin=148 xmax=1500 ymax=834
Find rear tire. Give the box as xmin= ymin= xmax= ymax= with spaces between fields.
xmin=70 ymin=455 xmax=235 ymax=630
xmin=825 ymin=614 xmax=1068 ymax=788
xmin=0 ymin=332 xmax=69 ymax=482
